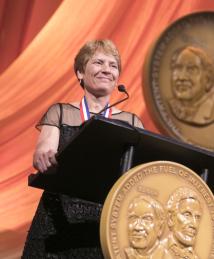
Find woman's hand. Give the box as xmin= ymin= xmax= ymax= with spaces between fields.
xmin=33 ymin=125 xmax=60 ymax=172
xmin=33 ymin=149 xmax=58 ymax=172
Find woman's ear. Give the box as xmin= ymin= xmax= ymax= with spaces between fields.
xmin=77 ymin=70 xmax=83 ymax=80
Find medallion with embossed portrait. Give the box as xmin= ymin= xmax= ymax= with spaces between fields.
xmin=143 ymin=12 xmax=214 ymax=151
xmin=100 ymin=161 xmax=214 ymax=259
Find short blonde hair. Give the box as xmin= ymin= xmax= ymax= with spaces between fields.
xmin=74 ymin=39 xmax=121 ymax=76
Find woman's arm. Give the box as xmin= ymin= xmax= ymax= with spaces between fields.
xmin=33 ymin=125 xmax=60 ymax=172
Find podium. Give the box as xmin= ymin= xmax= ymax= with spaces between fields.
xmin=29 ymin=116 xmax=214 ymax=203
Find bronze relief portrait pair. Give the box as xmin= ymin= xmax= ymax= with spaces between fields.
xmin=125 ymin=188 xmax=202 ymax=259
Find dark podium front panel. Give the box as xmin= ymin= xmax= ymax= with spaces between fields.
xmin=29 ymin=116 xmax=214 ymax=203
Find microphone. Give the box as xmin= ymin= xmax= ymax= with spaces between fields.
xmin=98 ymin=84 xmax=129 ymax=115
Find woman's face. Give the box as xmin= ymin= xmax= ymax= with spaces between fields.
xmin=77 ymin=51 xmax=120 ymax=97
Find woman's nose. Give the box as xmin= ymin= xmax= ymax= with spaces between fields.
xmin=101 ymin=63 xmax=111 ymax=73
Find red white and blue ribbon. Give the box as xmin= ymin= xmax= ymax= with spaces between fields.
xmin=80 ymin=96 xmax=112 ymax=122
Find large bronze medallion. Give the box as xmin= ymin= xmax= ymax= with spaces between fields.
xmin=100 ymin=161 xmax=214 ymax=259
xmin=143 ymin=12 xmax=214 ymax=151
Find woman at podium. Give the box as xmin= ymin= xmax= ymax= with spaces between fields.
xmin=22 ymin=39 xmax=143 ymax=258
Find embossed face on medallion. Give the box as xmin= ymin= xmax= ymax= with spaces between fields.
xmin=127 ymin=196 xmax=165 ymax=254
xmin=169 ymin=46 xmax=214 ymax=126
xmin=173 ymin=197 xmax=202 ymax=246
xmin=167 ymin=188 xmax=202 ymax=248
xmin=171 ymin=48 xmax=206 ymax=102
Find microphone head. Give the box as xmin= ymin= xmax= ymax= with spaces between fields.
xmin=118 ymin=84 xmax=126 ymax=92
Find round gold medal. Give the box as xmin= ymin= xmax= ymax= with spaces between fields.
xmin=143 ymin=12 xmax=214 ymax=151
xmin=100 ymin=161 xmax=214 ymax=259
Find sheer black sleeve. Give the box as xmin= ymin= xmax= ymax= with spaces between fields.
xmin=36 ymin=103 xmax=61 ymax=130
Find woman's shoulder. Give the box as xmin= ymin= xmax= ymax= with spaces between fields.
xmin=44 ymin=102 xmax=81 ymax=122
xmin=112 ymin=107 xmax=122 ymax=114
xmin=58 ymin=102 xmax=80 ymax=109
xmin=59 ymin=102 xmax=82 ymax=126
xmin=112 ymin=109 xmax=143 ymax=128
xmin=47 ymin=102 xmax=80 ymax=112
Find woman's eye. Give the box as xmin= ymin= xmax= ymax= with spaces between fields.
xmin=111 ymin=65 xmax=118 ymax=68
xmin=94 ymin=60 xmax=102 ymax=64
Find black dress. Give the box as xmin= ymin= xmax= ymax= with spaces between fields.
xmin=22 ymin=103 xmax=143 ymax=259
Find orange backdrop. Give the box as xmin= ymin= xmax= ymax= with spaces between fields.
xmin=1 ymin=0 xmax=214 ymax=258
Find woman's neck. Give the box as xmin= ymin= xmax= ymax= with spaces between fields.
xmin=84 ymin=91 xmax=110 ymax=113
